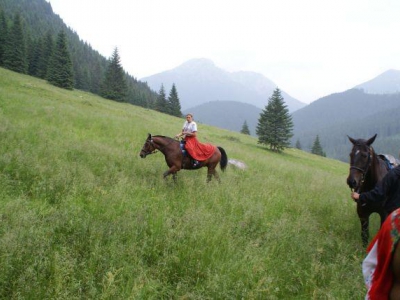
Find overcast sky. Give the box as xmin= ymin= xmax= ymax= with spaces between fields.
xmin=46 ymin=0 xmax=400 ymax=103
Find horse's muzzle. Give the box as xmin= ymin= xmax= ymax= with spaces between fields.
xmin=140 ymin=152 xmax=147 ymax=158
xmin=346 ymin=175 xmax=359 ymax=191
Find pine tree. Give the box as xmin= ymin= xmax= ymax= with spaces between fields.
xmin=27 ymin=37 xmax=42 ymax=77
xmin=240 ymin=120 xmax=251 ymax=135
xmin=38 ymin=31 xmax=54 ymax=79
xmin=256 ymin=88 xmax=293 ymax=151
xmin=155 ymin=85 xmax=168 ymax=113
xmin=167 ymin=83 xmax=182 ymax=117
xmin=47 ymin=30 xmax=74 ymax=89
xmin=311 ymin=135 xmax=326 ymax=156
xmin=100 ymin=47 xmax=128 ymax=102
xmin=3 ymin=13 xmax=27 ymax=73
xmin=89 ymin=58 xmax=104 ymax=94
xmin=295 ymin=139 xmax=302 ymax=150
xmin=0 ymin=9 xmax=8 ymax=66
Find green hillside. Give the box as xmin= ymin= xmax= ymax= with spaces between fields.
xmin=0 ymin=67 xmax=372 ymax=298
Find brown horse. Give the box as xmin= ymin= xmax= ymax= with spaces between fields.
xmin=139 ymin=134 xmax=228 ymax=182
xmin=347 ymin=134 xmax=389 ymax=246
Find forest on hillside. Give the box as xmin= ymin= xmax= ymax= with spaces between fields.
xmin=292 ymin=89 xmax=400 ymax=161
xmin=0 ymin=0 xmax=159 ymax=108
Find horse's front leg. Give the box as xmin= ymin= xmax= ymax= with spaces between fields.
xmin=163 ymin=165 xmax=180 ymax=180
xmin=360 ymin=217 xmax=369 ymax=248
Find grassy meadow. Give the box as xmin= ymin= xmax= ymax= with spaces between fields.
xmin=0 ymin=67 xmax=380 ymax=299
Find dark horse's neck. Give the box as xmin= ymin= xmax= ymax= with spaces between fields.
xmin=361 ymin=150 xmax=385 ymax=192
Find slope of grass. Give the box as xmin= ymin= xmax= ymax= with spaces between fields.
xmin=0 ymin=68 xmax=373 ymax=298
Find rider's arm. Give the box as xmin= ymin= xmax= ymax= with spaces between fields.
xmin=359 ymin=179 xmax=386 ymax=204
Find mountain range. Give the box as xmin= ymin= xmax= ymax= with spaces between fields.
xmin=354 ymin=69 xmax=400 ymax=94
xmin=292 ymin=87 xmax=400 ymax=161
xmin=141 ymin=58 xmax=306 ymax=112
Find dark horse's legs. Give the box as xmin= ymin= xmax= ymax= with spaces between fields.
xmin=360 ymin=218 xmax=369 ymax=248
xmin=359 ymin=210 xmax=388 ymax=248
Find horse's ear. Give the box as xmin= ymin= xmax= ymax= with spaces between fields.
xmin=366 ymin=134 xmax=377 ymax=146
xmin=347 ymin=135 xmax=357 ymax=145
xmin=147 ymin=133 xmax=151 ymax=139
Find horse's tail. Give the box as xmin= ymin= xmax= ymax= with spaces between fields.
xmin=218 ymin=146 xmax=228 ymax=172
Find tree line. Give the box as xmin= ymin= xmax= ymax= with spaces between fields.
xmin=0 ymin=3 xmax=182 ymax=118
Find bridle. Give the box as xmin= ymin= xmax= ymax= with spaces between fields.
xmin=349 ymin=145 xmax=372 ymax=191
xmin=141 ymin=137 xmax=177 ymax=156
xmin=141 ymin=139 xmax=158 ymax=156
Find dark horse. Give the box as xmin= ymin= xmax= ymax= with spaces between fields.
xmin=347 ymin=134 xmax=389 ymax=246
xmin=139 ymin=134 xmax=228 ymax=182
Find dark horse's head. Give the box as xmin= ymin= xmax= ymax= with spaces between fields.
xmin=346 ymin=134 xmax=377 ymax=191
xmin=139 ymin=133 xmax=156 ymax=158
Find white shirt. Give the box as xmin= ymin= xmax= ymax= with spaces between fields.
xmin=182 ymin=121 xmax=197 ymax=133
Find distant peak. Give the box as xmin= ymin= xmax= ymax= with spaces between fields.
xmin=379 ymin=69 xmax=400 ymax=77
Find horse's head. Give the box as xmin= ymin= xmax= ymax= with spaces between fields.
xmin=346 ymin=134 xmax=377 ymax=191
xmin=139 ymin=133 xmax=157 ymax=158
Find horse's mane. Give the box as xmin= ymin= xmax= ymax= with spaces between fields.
xmin=153 ymin=135 xmax=177 ymax=142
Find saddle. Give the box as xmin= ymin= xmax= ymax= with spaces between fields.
xmin=378 ymin=154 xmax=400 ymax=170
xmin=180 ymin=141 xmax=200 ymax=168
xmin=180 ymin=141 xmax=187 ymax=156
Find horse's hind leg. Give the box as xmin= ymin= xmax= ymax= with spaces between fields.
xmin=214 ymin=170 xmax=220 ymax=183
xmin=207 ymin=173 xmax=212 ymax=183
xmin=206 ymin=168 xmax=220 ymax=183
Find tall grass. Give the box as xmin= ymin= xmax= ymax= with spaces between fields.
xmin=0 ymin=68 xmax=374 ymax=298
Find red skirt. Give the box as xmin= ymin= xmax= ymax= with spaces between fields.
xmin=184 ymin=136 xmax=216 ymax=161
xmin=363 ymin=208 xmax=400 ymax=299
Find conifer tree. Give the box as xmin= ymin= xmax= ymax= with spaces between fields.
xmin=167 ymin=83 xmax=182 ymax=117
xmin=100 ymin=47 xmax=128 ymax=102
xmin=89 ymin=58 xmax=104 ymax=94
xmin=0 ymin=9 xmax=8 ymax=66
xmin=240 ymin=120 xmax=251 ymax=135
xmin=295 ymin=139 xmax=302 ymax=150
xmin=47 ymin=30 xmax=74 ymax=90
xmin=311 ymin=135 xmax=326 ymax=156
xmin=156 ymin=84 xmax=168 ymax=113
xmin=27 ymin=38 xmax=42 ymax=77
xmin=38 ymin=31 xmax=54 ymax=79
xmin=3 ymin=13 xmax=27 ymax=73
xmin=256 ymin=88 xmax=293 ymax=151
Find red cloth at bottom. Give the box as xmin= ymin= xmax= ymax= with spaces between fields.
xmin=184 ymin=136 xmax=216 ymax=161
xmin=363 ymin=209 xmax=400 ymax=299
